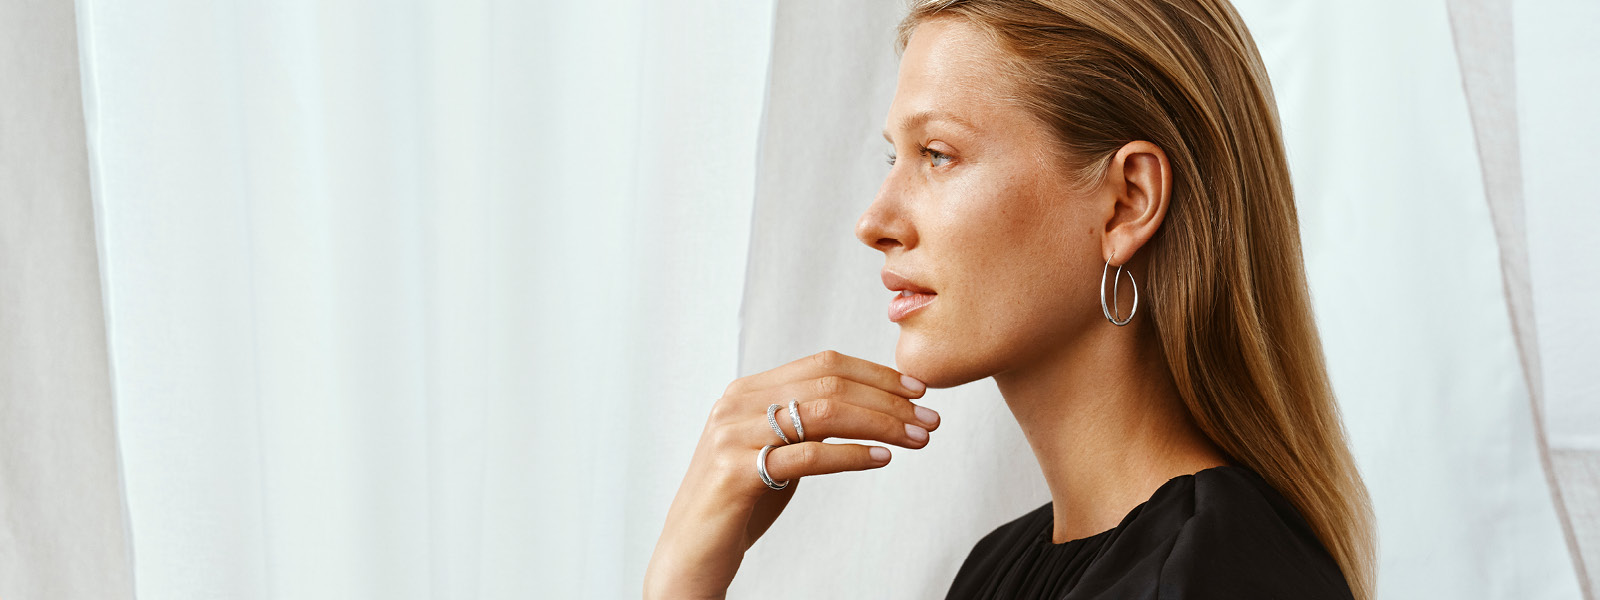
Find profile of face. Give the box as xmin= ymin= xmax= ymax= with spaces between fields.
xmin=856 ymin=16 xmax=1168 ymax=389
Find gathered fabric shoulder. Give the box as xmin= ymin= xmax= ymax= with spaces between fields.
xmin=943 ymin=465 xmax=1352 ymax=600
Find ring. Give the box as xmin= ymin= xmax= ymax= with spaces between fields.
xmin=787 ymin=399 xmax=805 ymax=442
xmin=766 ymin=404 xmax=791 ymax=444
xmin=757 ymin=444 xmax=789 ymax=490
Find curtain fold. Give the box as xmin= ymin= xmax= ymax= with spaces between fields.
xmin=1512 ymin=0 xmax=1600 ymax=593
xmin=0 ymin=1 xmax=134 ymax=598
xmin=74 ymin=1 xmax=774 ymax=598
xmin=1445 ymin=0 xmax=1591 ymax=596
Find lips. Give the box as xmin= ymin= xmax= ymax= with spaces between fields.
xmin=882 ymin=269 xmax=936 ymax=323
xmin=888 ymin=290 xmax=936 ymax=322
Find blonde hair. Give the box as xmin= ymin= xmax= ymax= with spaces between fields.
xmin=896 ymin=1 xmax=1376 ymax=597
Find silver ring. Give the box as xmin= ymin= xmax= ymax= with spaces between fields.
xmin=766 ymin=404 xmax=791 ymax=444
xmin=787 ymin=399 xmax=805 ymax=442
xmin=757 ymin=444 xmax=789 ymax=490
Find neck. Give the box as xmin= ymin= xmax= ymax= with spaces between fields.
xmin=994 ymin=318 xmax=1228 ymax=544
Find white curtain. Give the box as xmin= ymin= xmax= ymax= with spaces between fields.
xmin=0 ymin=1 xmax=132 ymax=599
xmin=1513 ymin=0 xmax=1600 ymax=590
xmin=74 ymin=0 xmax=773 ymax=598
xmin=1450 ymin=0 xmax=1597 ymax=593
xmin=1 ymin=0 xmax=1581 ymax=598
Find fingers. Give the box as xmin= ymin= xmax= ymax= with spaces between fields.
xmin=712 ymin=350 xmax=938 ymax=494
xmin=756 ymin=378 xmax=938 ymax=447
xmin=796 ymin=376 xmax=941 ymax=433
xmin=781 ymin=398 xmax=930 ymax=448
xmin=742 ymin=351 xmax=926 ymax=399
xmin=763 ymin=442 xmax=891 ymax=482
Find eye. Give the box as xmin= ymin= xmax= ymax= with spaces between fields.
xmin=884 ymin=146 xmax=952 ymax=168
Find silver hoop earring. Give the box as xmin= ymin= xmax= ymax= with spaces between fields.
xmin=1100 ymin=254 xmax=1138 ymax=326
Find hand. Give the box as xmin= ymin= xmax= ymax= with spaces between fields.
xmin=643 ymin=351 xmax=939 ymax=599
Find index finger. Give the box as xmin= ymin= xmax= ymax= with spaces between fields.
xmin=765 ymin=350 xmax=926 ymax=399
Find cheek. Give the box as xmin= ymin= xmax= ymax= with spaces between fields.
xmin=892 ymin=183 xmax=1090 ymax=387
xmin=946 ymin=186 xmax=1080 ymax=312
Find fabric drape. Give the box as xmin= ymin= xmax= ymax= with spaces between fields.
xmin=1447 ymin=0 xmax=1593 ymax=596
xmin=73 ymin=1 xmax=774 ymax=598
xmin=1508 ymin=1 xmax=1600 ymax=592
xmin=0 ymin=1 xmax=133 ymax=599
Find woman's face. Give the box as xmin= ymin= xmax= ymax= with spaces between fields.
xmin=857 ymin=17 xmax=1105 ymax=389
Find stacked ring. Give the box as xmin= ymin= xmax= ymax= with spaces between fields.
xmin=766 ymin=403 xmax=791 ymax=444
xmin=757 ymin=444 xmax=789 ymax=490
xmin=788 ymin=399 xmax=805 ymax=442
xmin=758 ymin=399 xmax=809 ymax=491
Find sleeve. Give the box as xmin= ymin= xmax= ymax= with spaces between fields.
xmin=1153 ymin=473 xmax=1355 ymax=600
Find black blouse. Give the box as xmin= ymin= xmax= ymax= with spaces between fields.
xmin=944 ymin=465 xmax=1353 ymax=599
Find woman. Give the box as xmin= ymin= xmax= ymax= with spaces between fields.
xmin=645 ymin=0 xmax=1375 ymax=598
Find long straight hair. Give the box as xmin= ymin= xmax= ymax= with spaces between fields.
xmin=896 ymin=1 xmax=1376 ymax=597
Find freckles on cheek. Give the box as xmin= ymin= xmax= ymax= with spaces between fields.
xmin=927 ymin=162 xmax=1069 ymax=289
xmin=941 ymin=195 xmax=1075 ymax=312
xmin=933 ymin=223 xmax=1014 ymax=293
xmin=943 ymin=195 xmax=1049 ymax=271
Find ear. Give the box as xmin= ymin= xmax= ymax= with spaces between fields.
xmin=1097 ymin=141 xmax=1171 ymax=266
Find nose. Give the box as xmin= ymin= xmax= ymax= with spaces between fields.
xmin=855 ymin=180 xmax=914 ymax=253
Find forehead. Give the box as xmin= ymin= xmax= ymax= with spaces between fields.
xmin=885 ymin=17 xmax=1016 ymax=138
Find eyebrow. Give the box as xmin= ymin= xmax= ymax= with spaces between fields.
xmin=882 ymin=110 xmax=978 ymax=143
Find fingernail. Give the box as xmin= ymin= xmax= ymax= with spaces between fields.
xmin=901 ymin=374 xmax=926 ymax=393
xmin=914 ymin=405 xmax=940 ymax=427
xmin=869 ymin=447 xmax=891 ymax=463
xmin=905 ymin=423 xmax=929 ymax=442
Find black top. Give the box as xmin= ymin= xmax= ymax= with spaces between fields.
xmin=944 ymin=465 xmax=1352 ymax=599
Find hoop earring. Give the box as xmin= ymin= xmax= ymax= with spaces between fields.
xmin=1100 ymin=253 xmax=1138 ymax=326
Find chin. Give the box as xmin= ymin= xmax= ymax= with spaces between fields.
xmin=894 ymin=329 xmax=995 ymax=389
